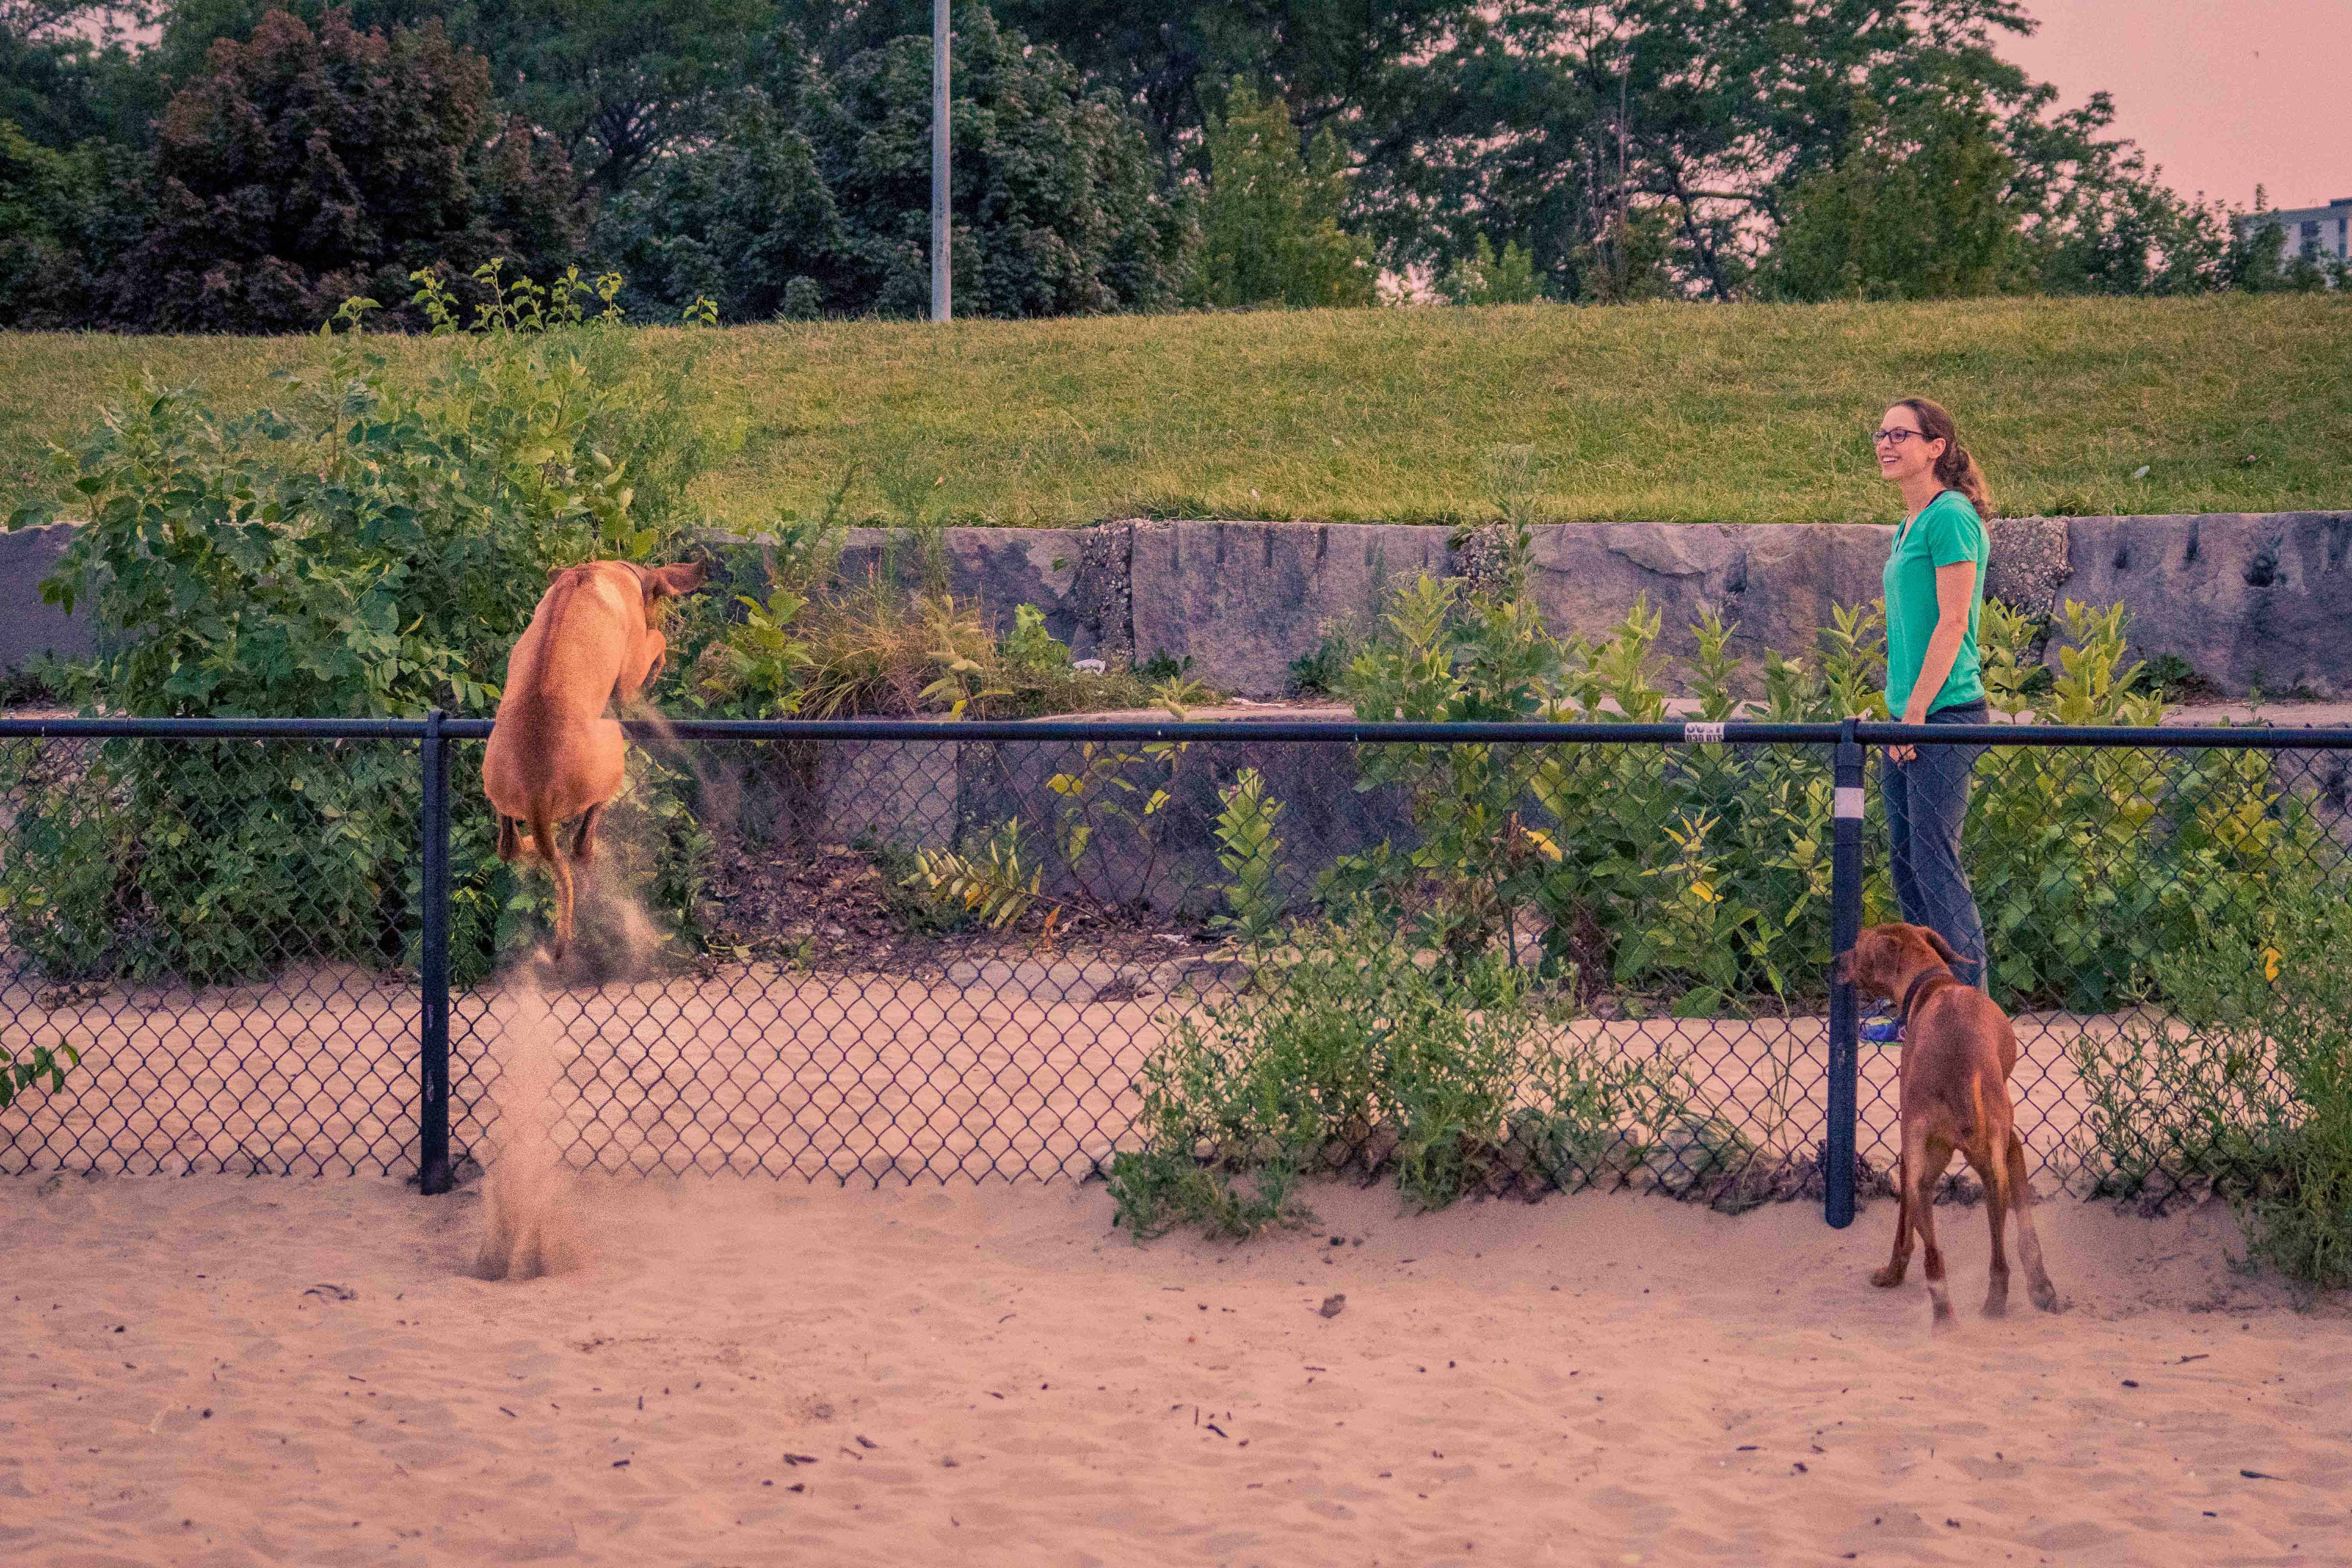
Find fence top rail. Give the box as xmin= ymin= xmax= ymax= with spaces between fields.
xmin=4 ymin=713 xmax=2350 ymax=750
xmin=0 ymin=715 xmax=432 ymax=740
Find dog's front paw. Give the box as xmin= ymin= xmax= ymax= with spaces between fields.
xmin=2030 ymin=1279 xmax=2062 ymax=1313
xmin=1869 ymin=1264 xmax=1907 ymax=1289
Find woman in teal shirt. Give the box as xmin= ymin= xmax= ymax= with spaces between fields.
xmin=1875 ymin=396 xmax=1992 ymax=995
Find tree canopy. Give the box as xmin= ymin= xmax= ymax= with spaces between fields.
xmin=0 ymin=0 xmax=2311 ymax=329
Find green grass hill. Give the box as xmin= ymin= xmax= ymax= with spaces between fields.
xmin=4 ymin=296 xmax=2345 ymax=530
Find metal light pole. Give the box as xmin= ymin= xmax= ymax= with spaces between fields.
xmin=931 ymin=0 xmax=951 ymax=322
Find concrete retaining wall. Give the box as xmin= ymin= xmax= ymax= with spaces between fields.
xmin=0 ymin=524 xmax=97 ymax=672
xmin=9 ymin=512 xmax=2348 ymax=699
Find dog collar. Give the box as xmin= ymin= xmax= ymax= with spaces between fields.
xmin=1896 ymin=967 xmax=1954 ymax=1030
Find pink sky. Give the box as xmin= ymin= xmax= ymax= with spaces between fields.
xmin=1998 ymin=0 xmax=2352 ymax=211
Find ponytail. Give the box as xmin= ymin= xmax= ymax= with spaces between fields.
xmin=1894 ymin=397 xmax=1994 ymax=518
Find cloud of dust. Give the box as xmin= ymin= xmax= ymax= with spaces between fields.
xmin=474 ymin=703 xmax=736 ymax=1281
xmin=474 ymin=968 xmax=589 ymax=1281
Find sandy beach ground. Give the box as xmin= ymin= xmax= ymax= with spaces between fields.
xmin=5 ymin=1170 xmax=2349 ymax=1568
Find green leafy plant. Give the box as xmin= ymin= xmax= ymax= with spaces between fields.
xmin=1287 ymin=628 xmax=1356 ymax=697
xmin=1331 ymin=571 xmax=1566 ymax=972
xmin=3 ymin=268 xmax=716 ymax=983
xmin=2072 ymin=880 xmax=2352 ymax=1285
xmin=1107 ymin=909 xmax=1690 ymax=1239
xmin=903 ymin=820 xmax=1053 ymax=931
xmin=1000 ymin=603 xmax=1068 ymax=676
xmin=1040 ymin=733 xmax=1191 ymax=909
xmin=0 ymin=1040 xmax=79 ymax=1113
xmin=716 ymin=585 xmax=815 ymax=719
xmin=1209 ymin=768 xmax=1287 ymax=947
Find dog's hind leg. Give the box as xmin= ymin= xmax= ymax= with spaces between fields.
xmin=1976 ymin=1132 xmax=2012 ymax=1318
xmin=1907 ymin=1131 xmax=1955 ymax=1330
xmin=570 ymin=800 xmax=606 ymax=865
xmin=1871 ymin=1149 xmax=1913 ymax=1289
xmin=528 ymin=806 xmax=574 ymax=961
xmin=2004 ymin=1129 xmax=2060 ymax=1312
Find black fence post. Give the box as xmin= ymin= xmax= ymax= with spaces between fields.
xmin=1824 ymin=718 xmax=1866 ymax=1229
xmin=417 ymin=708 xmax=453 ymax=1196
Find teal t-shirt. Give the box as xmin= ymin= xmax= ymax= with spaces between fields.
xmin=1883 ymin=489 xmax=1989 ymax=718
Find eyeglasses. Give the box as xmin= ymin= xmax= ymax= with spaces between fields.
xmin=1872 ymin=428 xmax=1926 ymax=447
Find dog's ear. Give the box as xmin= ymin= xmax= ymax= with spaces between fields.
xmin=639 ymin=560 xmax=710 ymax=599
xmin=547 ymin=565 xmax=568 ymax=585
xmin=1916 ymin=926 xmax=1965 ymax=967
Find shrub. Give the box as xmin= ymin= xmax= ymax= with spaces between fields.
xmin=2071 ymin=881 xmax=2352 ymax=1286
xmin=3 ymin=269 xmax=715 ymax=983
xmin=1106 ymin=910 xmax=1695 ymax=1239
xmin=113 ymin=11 xmax=581 ymax=333
xmin=1967 ymin=599 xmax=2336 ymax=1009
xmin=1330 ymin=567 xmax=2309 ymax=1014
xmin=1189 ymin=77 xmax=1375 ymax=310
xmin=687 ymin=537 xmax=1172 ymax=722
xmin=1436 ymin=235 xmax=1546 ymax=306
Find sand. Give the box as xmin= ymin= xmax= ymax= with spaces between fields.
xmin=4 ymin=1170 xmax=2349 ymax=1566
xmin=2 ymin=957 xmax=2174 ymax=1203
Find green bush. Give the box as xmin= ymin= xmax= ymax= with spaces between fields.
xmin=1329 ymin=566 xmax=2315 ymax=1014
xmin=1967 ymin=599 xmax=2337 ymax=1009
xmin=1330 ymin=562 xmax=1882 ymax=1005
xmin=1106 ymin=910 xmax=1697 ymax=1239
xmin=3 ymin=267 xmax=717 ymax=983
xmin=2071 ymin=882 xmax=2352 ymax=1286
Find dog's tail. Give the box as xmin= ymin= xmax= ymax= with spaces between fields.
xmin=528 ymin=806 xmax=574 ymax=960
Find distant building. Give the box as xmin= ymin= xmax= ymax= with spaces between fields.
xmin=2235 ymin=197 xmax=2352 ymax=264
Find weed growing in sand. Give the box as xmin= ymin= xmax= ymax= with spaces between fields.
xmin=1107 ymin=910 xmax=1697 ymax=1240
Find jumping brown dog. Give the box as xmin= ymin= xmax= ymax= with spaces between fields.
xmin=482 ymin=558 xmax=708 ymax=960
xmin=1834 ymin=922 xmax=2060 ymax=1326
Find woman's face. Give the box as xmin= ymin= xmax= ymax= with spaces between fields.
xmin=1874 ymin=404 xmax=1945 ymax=486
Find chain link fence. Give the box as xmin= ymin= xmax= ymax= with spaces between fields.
xmin=6 ymin=716 xmax=2348 ymax=1225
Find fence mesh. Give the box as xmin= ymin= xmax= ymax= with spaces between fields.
xmin=0 ymin=733 xmax=424 ymax=1176
xmin=6 ymin=723 xmax=2349 ymax=1216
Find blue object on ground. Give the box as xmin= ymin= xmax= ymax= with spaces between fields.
xmin=1859 ymin=1016 xmax=1904 ymax=1044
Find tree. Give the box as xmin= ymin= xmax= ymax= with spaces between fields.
xmin=1761 ymin=89 xmax=2023 ymax=302
xmin=818 ymin=5 xmax=1193 ymax=318
xmin=1436 ymin=234 xmax=1545 ymax=305
xmin=137 ymin=0 xmax=769 ymax=201
xmin=595 ymin=86 xmax=845 ymax=321
xmin=2 ymin=1 xmax=169 ymax=148
xmin=1189 ymin=78 xmax=1373 ymax=309
xmin=1349 ymin=0 xmax=2243 ymax=304
xmin=602 ymin=6 xmax=1193 ymax=321
xmin=111 ymin=9 xmax=581 ymax=332
xmin=987 ymin=0 xmax=1472 ymax=174
xmin=0 ymin=114 xmax=146 ymax=325
xmin=456 ymin=0 xmax=775 ymax=200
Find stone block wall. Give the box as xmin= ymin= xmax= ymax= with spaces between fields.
xmin=7 ymin=512 xmax=2348 ymax=700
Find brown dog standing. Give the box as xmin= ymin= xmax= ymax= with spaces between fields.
xmin=1835 ymin=922 xmax=2060 ymax=1326
xmin=483 ymin=558 xmax=708 ymax=960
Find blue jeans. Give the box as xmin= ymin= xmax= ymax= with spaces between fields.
xmin=1882 ymin=699 xmax=1990 ymax=993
